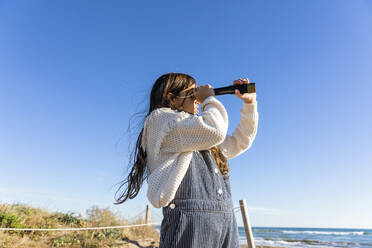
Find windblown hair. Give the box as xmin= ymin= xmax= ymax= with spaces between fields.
xmin=115 ymin=73 xmax=229 ymax=204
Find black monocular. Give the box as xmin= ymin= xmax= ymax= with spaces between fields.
xmin=213 ymin=83 xmax=256 ymax=96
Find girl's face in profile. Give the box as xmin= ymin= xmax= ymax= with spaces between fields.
xmin=173 ymin=84 xmax=200 ymax=115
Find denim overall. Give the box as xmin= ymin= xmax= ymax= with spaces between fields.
xmin=159 ymin=150 xmax=240 ymax=248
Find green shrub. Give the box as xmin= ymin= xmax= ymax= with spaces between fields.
xmin=0 ymin=212 xmax=24 ymax=228
xmin=53 ymin=212 xmax=83 ymax=226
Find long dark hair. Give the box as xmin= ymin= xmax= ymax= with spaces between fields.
xmin=114 ymin=73 xmax=229 ymax=204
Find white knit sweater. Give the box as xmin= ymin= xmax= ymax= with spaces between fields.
xmin=141 ymin=95 xmax=259 ymax=208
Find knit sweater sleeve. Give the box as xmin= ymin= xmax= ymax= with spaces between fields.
xmin=218 ymin=101 xmax=259 ymax=159
xmin=159 ymin=96 xmax=229 ymax=153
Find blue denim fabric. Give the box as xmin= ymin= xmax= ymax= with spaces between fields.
xmin=159 ymin=150 xmax=239 ymax=248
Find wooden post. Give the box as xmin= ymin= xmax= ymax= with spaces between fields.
xmin=239 ymin=199 xmax=255 ymax=248
xmin=145 ymin=205 xmax=151 ymax=224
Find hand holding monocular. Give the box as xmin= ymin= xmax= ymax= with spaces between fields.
xmin=213 ymin=83 xmax=256 ymax=96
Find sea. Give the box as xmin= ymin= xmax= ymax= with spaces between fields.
xmin=154 ymin=225 xmax=372 ymax=247
xmin=240 ymin=227 xmax=372 ymax=248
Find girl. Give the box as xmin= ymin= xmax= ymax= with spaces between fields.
xmin=115 ymin=73 xmax=259 ymax=248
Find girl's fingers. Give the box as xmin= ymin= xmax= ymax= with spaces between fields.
xmin=235 ymin=89 xmax=244 ymax=98
xmin=234 ymin=78 xmax=250 ymax=97
xmin=234 ymin=78 xmax=249 ymax=84
xmin=235 ymin=89 xmax=241 ymax=97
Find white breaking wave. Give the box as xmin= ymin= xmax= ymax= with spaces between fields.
xmin=282 ymin=230 xmax=364 ymax=236
xmin=243 ymin=237 xmax=329 ymax=248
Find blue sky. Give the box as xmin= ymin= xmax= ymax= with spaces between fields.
xmin=0 ymin=0 xmax=371 ymax=228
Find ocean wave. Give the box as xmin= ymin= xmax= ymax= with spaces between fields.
xmin=249 ymin=237 xmax=318 ymax=248
xmin=282 ymin=230 xmax=365 ymax=236
xmin=241 ymin=237 xmax=371 ymax=248
xmin=253 ymin=228 xmax=371 ymax=236
xmin=253 ymin=229 xmax=281 ymax=233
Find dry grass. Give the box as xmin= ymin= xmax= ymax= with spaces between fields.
xmin=0 ymin=203 xmax=159 ymax=248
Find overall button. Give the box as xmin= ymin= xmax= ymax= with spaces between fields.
xmin=169 ymin=203 xmax=176 ymax=209
xmin=217 ymin=189 xmax=223 ymax=195
xmin=214 ymin=168 xmax=219 ymax=174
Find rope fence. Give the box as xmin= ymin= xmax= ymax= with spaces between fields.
xmin=0 ymin=222 xmax=161 ymax=232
